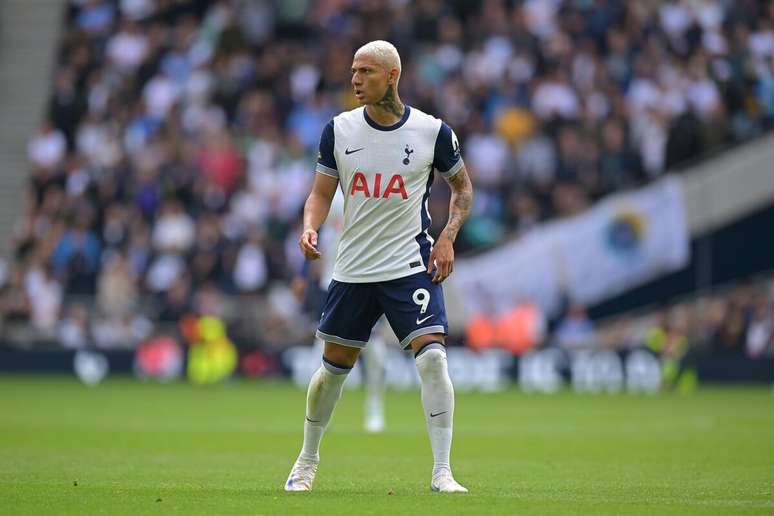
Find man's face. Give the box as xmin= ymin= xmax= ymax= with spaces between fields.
xmin=351 ymin=53 xmax=393 ymax=105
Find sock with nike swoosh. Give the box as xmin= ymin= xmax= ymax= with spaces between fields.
xmin=299 ymin=357 xmax=351 ymax=462
xmin=414 ymin=343 xmax=454 ymax=478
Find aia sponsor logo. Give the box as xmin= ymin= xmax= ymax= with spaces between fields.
xmin=350 ymin=171 xmax=407 ymax=199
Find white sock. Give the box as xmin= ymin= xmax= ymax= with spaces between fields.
xmin=362 ymin=336 xmax=386 ymax=418
xmin=414 ymin=344 xmax=454 ymax=477
xmin=299 ymin=358 xmax=350 ymax=462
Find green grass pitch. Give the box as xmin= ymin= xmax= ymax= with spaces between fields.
xmin=1 ymin=375 xmax=772 ymax=515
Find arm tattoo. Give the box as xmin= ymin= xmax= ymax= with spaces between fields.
xmin=376 ymin=85 xmax=404 ymax=118
xmin=443 ymin=167 xmax=473 ymax=242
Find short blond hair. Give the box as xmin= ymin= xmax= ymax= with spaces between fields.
xmin=355 ymin=40 xmax=402 ymax=78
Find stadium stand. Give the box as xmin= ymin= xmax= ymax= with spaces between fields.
xmin=1 ymin=0 xmax=773 ymax=360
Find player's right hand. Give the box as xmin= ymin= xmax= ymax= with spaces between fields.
xmin=299 ymin=228 xmax=322 ymax=260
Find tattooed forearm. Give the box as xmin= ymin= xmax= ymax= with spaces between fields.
xmin=443 ymin=166 xmax=473 ymax=242
xmin=376 ymin=85 xmax=404 ymax=118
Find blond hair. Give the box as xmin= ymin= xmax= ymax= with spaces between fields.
xmin=355 ymin=40 xmax=402 ymax=78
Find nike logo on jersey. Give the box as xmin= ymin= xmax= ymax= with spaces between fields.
xmin=306 ymin=417 xmax=321 ymax=423
xmin=345 ymin=147 xmax=364 ymax=155
xmin=430 ymin=411 xmax=448 ymax=418
xmin=416 ymin=314 xmax=435 ymax=325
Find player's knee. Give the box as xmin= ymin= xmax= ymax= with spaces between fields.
xmin=409 ymin=333 xmax=445 ymax=355
xmin=414 ymin=346 xmax=447 ymax=381
xmin=418 ymin=347 xmax=445 ymax=363
xmin=323 ymin=341 xmax=360 ymax=369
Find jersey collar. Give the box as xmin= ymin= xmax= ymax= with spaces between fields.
xmin=363 ymin=105 xmax=411 ymax=131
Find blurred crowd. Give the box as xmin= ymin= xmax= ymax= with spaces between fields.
xmin=595 ymin=279 xmax=774 ymax=360
xmin=1 ymin=0 xmax=774 ymax=351
xmin=466 ymin=279 xmax=774 ymax=360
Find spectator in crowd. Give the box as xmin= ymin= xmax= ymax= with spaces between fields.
xmin=554 ymin=303 xmax=595 ymax=349
xmin=50 ymin=205 xmax=101 ymax=295
xmin=586 ymin=282 xmax=774 ymax=362
xmin=97 ymin=252 xmax=138 ymax=319
xmin=25 ymin=261 xmax=63 ymax=335
xmin=746 ymin=297 xmax=774 ymax=358
xmin=2 ymin=0 xmax=774 ymax=350
xmin=28 ymin=121 xmax=67 ymax=172
xmin=57 ymin=303 xmax=91 ymax=349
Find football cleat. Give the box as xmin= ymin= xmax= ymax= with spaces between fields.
xmin=284 ymin=457 xmax=318 ymax=492
xmin=430 ymin=469 xmax=468 ymax=493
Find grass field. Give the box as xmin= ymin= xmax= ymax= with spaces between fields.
xmin=0 ymin=375 xmax=772 ymax=515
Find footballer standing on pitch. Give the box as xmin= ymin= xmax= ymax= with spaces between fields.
xmin=285 ymin=40 xmax=473 ymax=493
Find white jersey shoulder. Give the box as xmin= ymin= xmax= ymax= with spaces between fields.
xmin=314 ymin=105 xmax=464 ymax=283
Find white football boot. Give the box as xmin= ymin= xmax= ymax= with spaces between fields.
xmin=430 ymin=469 xmax=468 ymax=493
xmin=284 ymin=457 xmax=318 ymax=492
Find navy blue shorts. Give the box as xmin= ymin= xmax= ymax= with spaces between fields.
xmin=316 ymin=271 xmax=448 ymax=350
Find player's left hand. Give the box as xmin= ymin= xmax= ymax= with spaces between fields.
xmin=428 ymin=235 xmax=454 ymax=283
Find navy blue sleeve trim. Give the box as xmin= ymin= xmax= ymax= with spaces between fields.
xmin=432 ymin=122 xmax=463 ymax=177
xmin=316 ymin=120 xmax=337 ymax=175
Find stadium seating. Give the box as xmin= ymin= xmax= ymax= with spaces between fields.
xmin=1 ymin=0 xmax=773 ymax=357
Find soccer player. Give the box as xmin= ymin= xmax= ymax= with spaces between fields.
xmin=285 ymin=40 xmax=473 ymax=493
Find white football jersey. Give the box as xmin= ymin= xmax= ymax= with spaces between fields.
xmin=315 ymin=106 xmax=463 ymax=283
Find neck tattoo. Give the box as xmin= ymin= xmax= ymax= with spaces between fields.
xmin=376 ymin=85 xmax=404 ymax=119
